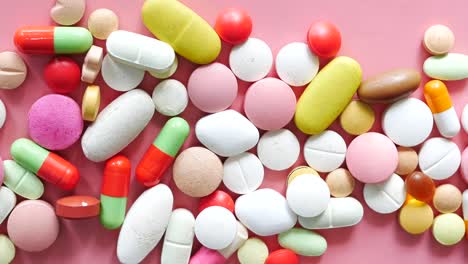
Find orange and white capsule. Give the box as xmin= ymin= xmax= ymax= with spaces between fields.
xmin=424 ymin=80 xmax=460 ymax=138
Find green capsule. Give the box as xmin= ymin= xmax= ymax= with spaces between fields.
xmin=3 ymin=160 xmax=44 ymax=200
xmin=100 ymin=195 xmax=127 ymax=230
xmin=279 ymin=228 xmax=327 ymax=256
xmin=10 ymin=138 xmax=48 ymax=174
xmin=54 ymin=27 xmax=93 ymax=54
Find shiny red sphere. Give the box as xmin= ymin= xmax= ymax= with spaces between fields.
xmin=44 ymin=57 xmax=81 ymax=94
xmin=198 ymin=190 xmax=235 ymax=213
xmin=215 ymin=7 xmax=252 ymax=45
xmin=307 ymin=21 xmax=341 ymax=58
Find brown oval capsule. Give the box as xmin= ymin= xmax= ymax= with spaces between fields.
xmin=55 ymin=195 xmax=100 ymax=219
xmin=358 ymin=69 xmax=421 ymax=104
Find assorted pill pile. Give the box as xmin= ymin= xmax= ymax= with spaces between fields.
xmin=1 ymin=0 xmax=468 ymax=263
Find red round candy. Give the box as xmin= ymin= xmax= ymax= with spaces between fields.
xmin=265 ymin=249 xmax=299 ymax=264
xmin=198 ymin=190 xmax=235 ymax=213
xmin=307 ymin=21 xmax=341 ymax=58
xmin=44 ymin=57 xmax=81 ymax=94
xmin=215 ymin=7 xmax=252 ymax=45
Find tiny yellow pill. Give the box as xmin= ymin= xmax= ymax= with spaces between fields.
xmin=399 ymin=199 xmax=433 ymax=235
xmin=432 ymin=213 xmax=465 ymax=246
xmin=82 ymin=85 xmax=101 ymax=122
xmin=287 ymin=166 xmax=319 ymax=185
xmin=339 ymin=100 xmax=375 ymax=136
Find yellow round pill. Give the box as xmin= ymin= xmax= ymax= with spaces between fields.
xmin=399 ymin=199 xmax=433 ymax=235
xmin=432 ymin=213 xmax=465 ymax=246
xmin=82 ymin=85 xmax=101 ymax=122
xmin=287 ymin=166 xmax=319 ymax=184
xmin=339 ymin=100 xmax=375 ymax=136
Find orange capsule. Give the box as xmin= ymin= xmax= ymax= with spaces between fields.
xmin=405 ymin=171 xmax=435 ymax=203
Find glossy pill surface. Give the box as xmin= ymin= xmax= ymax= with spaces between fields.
xmin=307 ymin=21 xmax=341 ymax=58
xmin=265 ymin=249 xmax=299 ymax=264
xmin=55 ymin=195 xmax=100 ymax=219
xmin=215 ymin=7 xmax=252 ymax=45
xmin=405 ymin=171 xmax=435 ymax=203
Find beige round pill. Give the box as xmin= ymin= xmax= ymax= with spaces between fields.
xmin=395 ymin=147 xmax=418 ymax=176
xmin=50 ymin=0 xmax=85 ymax=26
xmin=433 ymin=184 xmax=461 ymax=213
xmin=173 ymin=147 xmax=223 ymax=197
xmin=340 ymin=100 xmax=375 ymax=136
xmin=87 ymin=9 xmax=119 ymax=40
xmin=326 ymin=168 xmax=355 ymax=197
xmin=82 ymin=85 xmax=101 ymax=122
xmin=423 ymin=25 xmax=454 ymax=55
xmin=0 ymin=51 xmax=27 ymax=90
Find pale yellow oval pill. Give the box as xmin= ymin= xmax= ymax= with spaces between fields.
xmin=0 ymin=234 xmax=15 ymax=264
xmin=287 ymin=166 xmax=319 ymax=185
xmin=432 ymin=213 xmax=465 ymax=246
xmin=339 ymin=100 xmax=375 ymax=136
xmin=433 ymin=184 xmax=462 ymax=213
xmin=88 ymin=9 xmax=119 ymax=40
xmin=326 ymin=168 xmax=355 ymax=197
xmin=237 ymin=238 xmax=268 ymax=264
xmin=423 ymin=25 xmax=454 ymax=56
xmin=82 ymin=85 xmax=101 ymax=122
xmin=399 ymin=199 xmax=433 ymax=235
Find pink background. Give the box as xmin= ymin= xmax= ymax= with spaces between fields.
xmin=1 ymin=0 xmax=468 ymax=263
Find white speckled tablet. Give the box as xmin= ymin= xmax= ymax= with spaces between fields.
xmin=101 ymin=54 xmax=145 ymax=92
xmin=229 ymin=38 xmax=273 ymax=82
xmin=286 ymin=174 xmax=330 ymax=217
xmin=152 ymin=79 xmax=188 ymax=116
xmin=304 ymin=130 xmax=346 ymax=172
xmin=275 ymin=42 xmax=319 ymax=86
xmin=223 ymin=152 xmax=264 ymax=194
xmin=195 ymin=206 xmax=237 ymax=250
xmin=0 ymin=186 xmax=16 ymax=225
xmin=0 ymin=99 xmax=6 ymax=129
xmin=363 ymin=174 xmax=406 ymax=214
xmin=161 ymin=208 xmax=195 ymax=264
xmin=257 ymin=129 xmax=300 ymax=171
xmin=419 ymin=137 xmax=461 ymax=180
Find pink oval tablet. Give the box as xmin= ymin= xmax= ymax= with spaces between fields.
xmin=28 ymin=94 xmax=83 ymax=150
xmin=346 ymin=132 xmax=398 ymax=183
xmin=461 ymin=147 xmax=468 ymax=184
xmin=244 ymin=78 xmax=296 ymax=130
xmin=188 ymin=63 xmax=238 ymax=113
xmin=7 ymin=200 xmax=59 ymax=252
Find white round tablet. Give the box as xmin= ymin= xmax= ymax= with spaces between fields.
xmin=275 ymin=42 xmax=319 ymax=87
xmin=462 ymin=104 xmax=468 ymax=134
xmin=304 ymin=130 xmax=346 ymax=173
xmin=286 ymin=174 xmax=330 ymax=217
xmin=229 ymin=38 xmax=273 ymax=82
xmin=0 ymin=99 xmax=6 ymax=129
xmin=363 ymin=174 xmax=406 ymax=214
xmin=257 ymin=129 xmax=300 ymax=171
xmin=419 ymin=137 xmax=461 ymax=180
xmin=152 ymin=79 xmax=188 ymax=116
xmin=194 ymin=206 xmax=237 ymax=250
xmin=223 ymin=152 xmax=264 ymax=194
xmin=101 ymin=54 xmax=145 ymax=92
xmin=382 ymin=98 xmax=433 ymax=147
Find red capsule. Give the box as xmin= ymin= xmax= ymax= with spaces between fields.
xmin=199 ymin=190 xmax=235 ymax=213
xmin=102 ymin=155 xmax=131 ymax=197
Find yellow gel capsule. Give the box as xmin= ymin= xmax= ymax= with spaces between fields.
xmin=142 ymin=0 xmax=221 ymax=64
xmin=432 ymin=213 xmax=465 ymax=246
xmin=399 ymin=199 xmax=434 ymax=235
xmin=287 ymin=166 xmax=319 ymax=185
xmin=295 ymin=56 xmax=362 ymax=135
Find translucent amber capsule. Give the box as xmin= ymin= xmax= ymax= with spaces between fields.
xmin=405 ymin=171 xmax=435 ymax=202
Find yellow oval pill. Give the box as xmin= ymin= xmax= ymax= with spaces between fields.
xmin=432 ymin=213 xmax=465 ymax=246
xmin=295 ymin=56 xmax=362 ymax=135
xmin=82 ymin=85 xmax=101 ymax=122
xmin=399 ymin=199 xmax=434 ymax=235
xmin=287 ymin=166 xmax=319 ymax=185
xmin=339 ymin=100 xmax=375 ymax=135
xmin=142 ymin=0 xmax=221 ymax=64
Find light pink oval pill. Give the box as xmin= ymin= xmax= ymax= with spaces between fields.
xmin=461 ymin=147 xmax=468 ymax=184
xmin=188 ymin=63 xmax=238 ymax=113
xmin=346 ymin=132 xmax=398 ymax=183
xmin=244 ymin=78 xmax=296 ymax=130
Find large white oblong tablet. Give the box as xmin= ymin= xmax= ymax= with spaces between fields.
xmin=462 ymin=104 xmax=468 ymax=134
xmin=382 ymin=98 xmax=433 ymax=147
xmin=194 ymin=206 xmax=237 ymax=250
xmin=304 ymin=130 xmax=347 ymax=172
xmin=223 ymin=152 xmax=264 ymax=194
xmin=235 ymin=188 xmax=297 ymax=236
xmin=363 ymin=174 xmax=406 ymax=214
xmin=299 ymin=197 xmax=364 ymax=229
xmin=0 ymin=99 xmax=6 ymax=129
xmin=81 ymin=89 xmax=155 ymax=162
xmin=152 ymin=79 xmax=188 ymax=116
xmin=218 ymin=221 xmax=248 ymax=258
xmin=229 ymin=38 xmax=273 ymax=82
xmin=286 ymin=174 xmax=330 ymax=217
xmin=117 ymin=184 xmax=173 ymax=264
xmin=257 ymin=129 xmax=300 ymax=171
xmin=275 ymin=42 xmax=319 ymax=87
xmin=101 ymin=54 xmax=145 ymax=92
xmin=161 ymin=208 xmax=195 ymax=264
xmin=196 ymin=110 xmax=259 ymax=157
xmin=0 ymin=186 xmax=16 ymax=225
xmin=419 ymin=137 xmax=461 ymax=180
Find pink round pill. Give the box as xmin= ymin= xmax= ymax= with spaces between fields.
xmin=188 ymin=62 xmax=238 ymax=113
xmin=189 ymin=247 xmax=225 ymax=264
xmin=461 ymin=147 xmax=468 ymax=184
xmin=244 ymin=78 xmax=296 ymax=130
xmin=7 ymin=200 xmax=59 ymax=252
xmin=28 ymin=94 xmax=83 ymax=150
xmin=346 ymin=132 xmax=398 ymax=183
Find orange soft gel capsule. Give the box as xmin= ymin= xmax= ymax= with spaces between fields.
xmin=405 ymin=171 xmax=435 ymax=203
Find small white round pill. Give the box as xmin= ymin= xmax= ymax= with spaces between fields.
xmin=152 ymin=79 xmax=188 ymax=116
xmin=229 ymin=38 xmax=273 ymax=82
xmin=223 ymin=152 xmax=264 ymax=194
xmin=304 ymin=130 xmax=347 ymax=173
xmin=101 ymin=54 xmax=145 ymax=92
xmin=363 ymin=174 xmax=406 ymax=214
xmin=257 ymin=129 xmax=300 ymax=171
xmin=194 ymin=206 xmax=237 ymax=250
xmin=0 ymin=99 xmax=6 ymax=129
xmin=275 ymin=42 xmax=319 ymax=87
xmin=419 ymin=137 xmax=461 ymax=180
xmin=286 ymin=174 xmax=330 ymax=217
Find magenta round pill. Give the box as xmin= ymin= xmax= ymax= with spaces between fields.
xmin=188 ymin=62 xmax=238 ymax=113
xmin=28 ymin=94 xmax=83 ymax=150
xmin=461 ymin=147 xmax=468 ymax=184
xmin=346 ymin=132 xmax=398 ymax=183
xmin=244 ymin=78 xmax=296 ymax=130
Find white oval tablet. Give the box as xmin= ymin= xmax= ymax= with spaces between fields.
xmin=235 ymin=188 xmax=297 ymax=236
xmin=363 ymin=174 xmax=406 ymax=214
xmin=462 ymin=104 xmax=468 ymax=134
xmin=275 ymin=42 xmax=319 ymax=86
xmin=304 ymin=130 xmax=347 ymax=172
xmin=419 ymin=137 xmax=461 ymax=180
xmin=218 ymin=221 xmax=248 ymax=258
xmin=0 ymin=186 xmax=16 ymax=225
xmin=101 ymin=54 xmax=145 ymax=92
xmin=194 ymin=206 xmax=237 ymax=250
xmin=229 ymin=38 xmax=273 ymax=82
xmin=161 ymin=208 xmax=195 ymax=264
xmin=152 ymin=79 xmax=188 ymax=116
xmin=0 ymin=99 xmax=6 ymax=129
xmin=196 ymin=110 xmax=259 ymax=157
xmin=257 ymin=129 xmax=300 ymax=171
xmin=299 ymin=197 xmax=364 ymax=229
xmin=286 ymin=174 xmax=330 ymax=217
xmin=81 ymin=89 xmax=155 ymax=162
xmin=223 ymin=152 xmax=264 ymax=194
xmin=382 ymin=98 xmax=433 ymax=147
xmin=117 ymin=184 xmax=173 ymax=264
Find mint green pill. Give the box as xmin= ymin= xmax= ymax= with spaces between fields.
xmin=154 ymin=117 xmax=190 ymax=157
xmin=432 ymin=213 xmax=465 ymax=246
xmin=54 ymin=27 xmax=93 ymax=54
xmin=279 ymin=228 xmax=327 ymax=256
xmin=0 ymin=234 xmax=15 ymax=264
xmin=423 ymin=53 xmax=468 ymax=81
xmin=100 ymin=195 xmax=127 ymax=230
xmin=3 ymin=160 xmax=44 ymax=200
xmin=237 ymin=238 xmax=268 ymax=264
xmin=10 ymin=138 xmax=48 ymax=174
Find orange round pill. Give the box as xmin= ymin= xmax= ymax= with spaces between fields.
xmin=433 ymin=184 xmax=462 ymax=213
